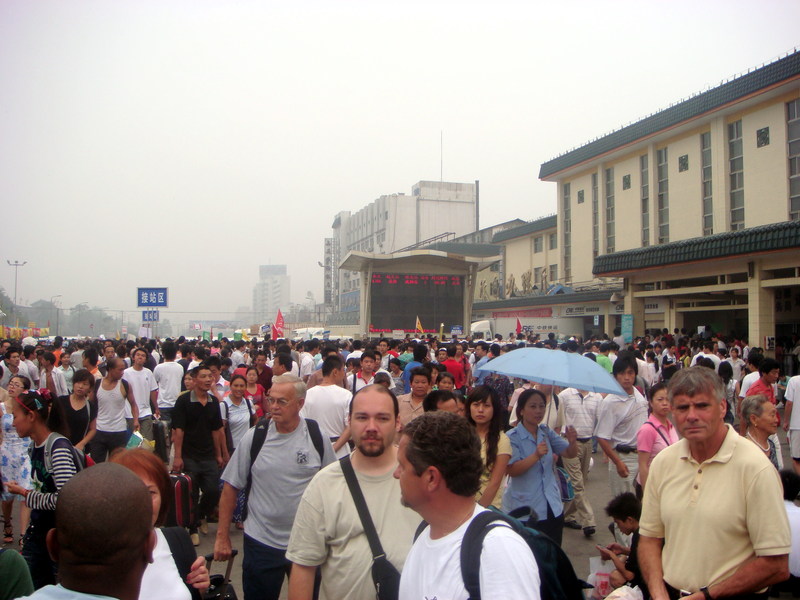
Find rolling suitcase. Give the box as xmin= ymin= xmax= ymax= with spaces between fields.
xmin=203 ymin=549 xmax=239 ymax=600
xmin=165 ymin=472 xmax=196 ymax=528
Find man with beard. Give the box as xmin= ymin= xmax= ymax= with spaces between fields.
xmin=286 ymin=385 xmax=421 ymax=600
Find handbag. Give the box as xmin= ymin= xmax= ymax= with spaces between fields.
xmin=555 ymin=466 xmax=575 ymax=502
xmin=340 ymin=455 xmax=401 ymax=600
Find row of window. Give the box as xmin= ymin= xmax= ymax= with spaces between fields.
xmin=533 ymin=232 xmax=558 ymax=253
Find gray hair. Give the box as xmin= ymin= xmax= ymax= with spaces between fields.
xmin=740 ymin=394 xmax=770 ymax=428
xmin=667 ymin=366 xmax=724 ymax=403
xmin=271 ymin=373 xmax=307 ymax=399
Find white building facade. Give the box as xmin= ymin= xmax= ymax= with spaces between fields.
xmin=252 ymin=265 xmax=290 ymax=325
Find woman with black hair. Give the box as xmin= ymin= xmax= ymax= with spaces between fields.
xmin=5 ymin=388 xmax=79 ymax=589
xmin=465 ymin=386 xmax=511 ymax=509
xmin=2 ymin=373 xmax=33 ymax=545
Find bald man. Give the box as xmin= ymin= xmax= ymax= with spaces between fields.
xmin=22 ymin=463 xmax=155 ymax=600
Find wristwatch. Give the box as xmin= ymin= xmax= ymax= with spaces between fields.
xmin=700 ymin=587 xmax=713 ymax=600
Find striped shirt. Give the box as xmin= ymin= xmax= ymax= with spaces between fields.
xmin=558 ymin=388 xmax=602 ymax=438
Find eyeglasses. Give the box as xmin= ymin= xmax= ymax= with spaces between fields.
xmin=266 ymin=397 xmax=292 ymax=407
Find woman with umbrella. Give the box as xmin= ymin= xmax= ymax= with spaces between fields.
xmin=503 ymin=388 xmax=578 ymax=545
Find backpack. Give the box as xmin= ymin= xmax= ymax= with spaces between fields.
xmin=43 ymin=432 xmax=94 ymax=475
xmin=240 ymin=417 xmax=324 ymax=521
xmin=415 ymin=507 xmax=588 ymax=600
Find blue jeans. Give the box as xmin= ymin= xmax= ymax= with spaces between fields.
xmin=242 ymin=534 xmax=292 ymax=600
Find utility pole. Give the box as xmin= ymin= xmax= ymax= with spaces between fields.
xmin=7 ymin=260 xmax=27 ymax=308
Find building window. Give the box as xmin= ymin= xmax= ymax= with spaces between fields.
xmin=549 ymin=232 xmax=557 ymax=250
xmin=534 ymin=236 xmax=543 ymax=253
xmin=605 ymin=167 xmax=615 ymax=253
xmin=657 ymin=148 xmax=669 ymax=243
xmin=701 ymin=132 xmax=713 ymax=235
xmin=562 ymin=183 xmax=571 ymax=283
xmin=592 ymin=173 xmax=599 ymax=257
xmin=533 ymin=267 xmax=542 ymax=287
xmin=788 ymin=99 xmax=800 ymax=221
xmin=757 ymin=127 xmax=770 ymax=148
xmin=728 ymin=120 xmax=744 ymax=230
xmin=549 ymin=264 xmax=558 ymax=283
xmin=622 ymin=174 xmax=631 ymax=190
xmin=577 ymin=189 xmax=584 ymax=204
xmin=640 ymin=154 xmax=649 ymax=247
xmin=678 ymin=155 xmax=689 ymax=172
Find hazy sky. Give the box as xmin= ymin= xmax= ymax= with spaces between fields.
xmin=2 ymin=0 xmax=799 ymax=324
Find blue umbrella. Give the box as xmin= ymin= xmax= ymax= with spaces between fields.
xmin=484 ymin=347 xmax=625 ymax=395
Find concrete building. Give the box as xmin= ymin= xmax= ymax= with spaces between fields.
xmin=252 ymin=265 xmax=290 ymax=325
xmin=326 ymin=180 xmax=478 ymax=323
xmin=535 ymin=50 xmax=800 ymax=346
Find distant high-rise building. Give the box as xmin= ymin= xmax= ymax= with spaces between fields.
xmin=252 ymin=265 xmax=290 ymax=324
xmin=326 ymin=180 xmax=478 ymax=320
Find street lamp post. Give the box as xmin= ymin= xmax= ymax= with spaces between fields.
xmin=7 ymin=260 xmax=27 ymax=308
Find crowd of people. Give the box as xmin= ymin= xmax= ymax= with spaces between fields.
xmin=0 ymin=327 xmax=799 ymax=600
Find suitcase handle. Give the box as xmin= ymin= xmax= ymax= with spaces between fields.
xmin=204 ymin=550 xmax=238 ymax=599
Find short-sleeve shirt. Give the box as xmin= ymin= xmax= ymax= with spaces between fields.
xmin=221 ymin=419 xmax=336 ymax=549
xmin=220 ymin=396 xmax=256 ymax=450
xmin=635 ymin=414 xmax=678 ymax=484
xmin=639 ymin=424 xmax=790 ymax=591
xmin=56 ymin=396 xmax=98 ymax=446
xmin=171 ymin=390 xmax=223 ymax=461
xmin=503 ymin=423 xmax=569 ymax=518
xmin=594 ymin=390 xmax=648 ymax=447
xmin=786 ymin=376 xmax=800 ymax=430
xmin=477 ymin=431 xmax=512 ymax=508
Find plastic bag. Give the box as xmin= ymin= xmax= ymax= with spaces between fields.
xmin=587 ymin=556 xmax=613 ymax=599
xmin=605 ymin=586 xmax=643 ymax=600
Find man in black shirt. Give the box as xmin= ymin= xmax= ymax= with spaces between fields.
xmin=172 ymin=363 xmax=226 ymax=545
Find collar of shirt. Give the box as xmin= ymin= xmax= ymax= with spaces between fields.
xmin=678 ymin=423 xmax=737 ymax=465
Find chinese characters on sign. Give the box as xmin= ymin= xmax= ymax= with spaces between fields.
xmin=137 ymin=288 xmax=168 ymax=307
xmin=142 ymin=310 xmax=160 ymax=323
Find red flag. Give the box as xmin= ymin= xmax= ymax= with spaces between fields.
xmin=275 ymin=309 xmax=285 ymax=338
xmin=516 ymin=318 xmax=522 ymax=335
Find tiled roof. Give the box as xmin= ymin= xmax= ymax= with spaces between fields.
xmin=539 ymin=50 xmax=800 ymax=179
xmin=593 ymin=221 xmax=800 ymax=275
xmin=492 ymin=215 xmax=558 ymax=243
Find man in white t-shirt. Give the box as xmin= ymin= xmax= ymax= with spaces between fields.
xmin=287 ymin=384 xmax=420 ymax=599
xmin=395 ymin=411 xmax=540 ymax=600
xmin=346 ymin=350 xmax=388 ymax=395
xmin=153 ymin=341 xmax=184 ymax=423
xmin=690 ymin=341 xmax=721 ymax=371
xmin=124 ymin=347 xmax=158 ymax=441
xmin=782 ymin=375 xmax=800 ymax=475
xmin=298 ymin=340 xmax=319 ymax=383
xmin=739 ymin=353 xmax=764 ymax=399
xmin=300 ymin=355 xmax=353 ymax=458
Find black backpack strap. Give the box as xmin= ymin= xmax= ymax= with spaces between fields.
xmin=162 ymin=527 xmax=202 ymax=600
xmin=340 ymin=456 xmax=385 ymax=559
xmin=241 ymin=416 xmax=271 ymax=522
xmin=644 ymin=420 xmax=671 ymax=445
xmin=460 ymin=510 xmax=519 ymax=600
xmin=305 ymin=418 xmax=325 ymax=463
xmin=413 ymin=520 xmax=429 ymax=541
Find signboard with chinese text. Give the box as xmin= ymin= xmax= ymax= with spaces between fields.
xmin=137 ymin=288 xmax=168 ymax=307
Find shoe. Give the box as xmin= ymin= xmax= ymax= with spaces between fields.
xmin=3 ymin=518 xmax=13 ymax=545
xmin=190 ymin=533 xmax=200 ymax=546
xmin=583 ymin=526 xmax=596 ymax=537
xmin=564 ymin=520 xmax=582 ymax=530
xmin=199 ymin=519 xmax=208 ymax=535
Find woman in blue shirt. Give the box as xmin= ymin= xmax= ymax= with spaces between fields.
xmin=503 ymin=388 xmax=578 ymax=545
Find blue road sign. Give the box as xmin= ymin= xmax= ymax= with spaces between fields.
xmin=137 ymin=288 xmax=168 ymax=307
xmin=142 ymin=310 xmax=160 ymax=323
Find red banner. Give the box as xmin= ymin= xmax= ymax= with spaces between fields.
xmin=492 ymin=308 xmax=552 ymax=318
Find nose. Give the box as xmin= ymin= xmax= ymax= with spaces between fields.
xmin=393 ymin=465 xmax=400 ymax=479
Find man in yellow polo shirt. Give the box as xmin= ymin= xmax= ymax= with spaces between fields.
xmin=639 ymin=367 xmax=790 ymax=600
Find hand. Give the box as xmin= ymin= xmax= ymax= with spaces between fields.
xmin=564 ymin=425 xmax=578 ymax=444
xmin=784 ymin=422 xmax=790 ymax=433
xmin=172 ymin=458 xmax=184 ymax=473
xmin=596 ymin=545 xmax=615 ymax=560
xmin=535 ymin=441 xmax=548 ymax=459
xmin=154 ymin=409 xmax=161 ymax=420
xmin=134 ymin=419 xmax=141 ymax=432
xmin=606 ymin=542 xmax=627 ymax=554
xmin=616 ymin=462 xmax=630 ymax=478
xmin=214 ymin=534 xmax=232 ymax=561
xmin=186 ymin=555 xmax=210 ymax=592
xmin=216 ymin=454 xmax=225 ymax=469
xmin=75 ymin=442 xmax=85 ymax=452
xmin=5 ymin=481 xmax=26 ymax=497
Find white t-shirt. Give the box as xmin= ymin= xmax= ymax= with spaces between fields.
xmin=299 ymin=352 xmax=315 ymax=380
xmin=739 ymin=371 xmax=760 ymax=398
xmin=786 ymin=500 xmax=800 ymax=577
xmin=399 ymin=504 xmax=540 ymax=600
xmin=786 ymin=376 xmax=800 ymax=430
xmin=153 ymin=362 xmax=185 ymax=409
xmin=123 ymin=367 xmax=158 ymax=418
xmin=220 ymin=396 xmax=256 ymax=449
xmin=690 ymin=352 xmax=721 ymax=370
xmin=138 ymin=528 xmax=192 ymax=600
xmin=300 ymin=384 xmax=352 ymax=458
xmin=39 ymin=368 xmax=68 ymax=397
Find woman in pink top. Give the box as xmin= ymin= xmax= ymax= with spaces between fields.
xmin=636 ymin=382 xmax=679 ymax=496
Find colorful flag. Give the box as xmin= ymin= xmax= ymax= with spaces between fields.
xmin=516 ymin=318 xmax=522 ymax=335
xmin=275 ymin=309 xmax=285 ymax=338
xmin=415 ymin=316 xmax=423 ymax=334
